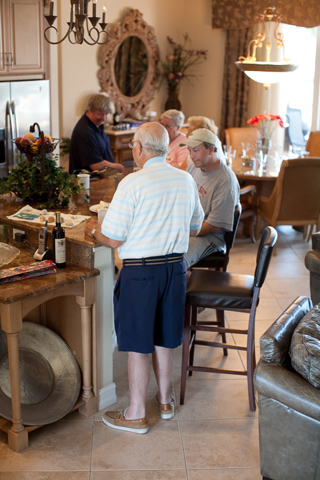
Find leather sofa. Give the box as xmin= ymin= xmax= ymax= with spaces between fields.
xmin=253 ymin=296 xmax=320 ymax=480
xmin=305 ymin=231 xmax=320 ymax=305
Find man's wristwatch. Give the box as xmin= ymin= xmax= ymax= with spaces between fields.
xmin=91 ymin=227 xmax=97 ymax=239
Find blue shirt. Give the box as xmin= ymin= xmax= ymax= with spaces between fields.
xmin=102 ymin=157 xmax=204 ymax=259
xmin=69 ymin=114 xmax=114 ymax=173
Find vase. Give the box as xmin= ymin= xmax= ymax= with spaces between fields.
xmin=256 ymin=137 xmax=272 ymax=173
xmin=164 ymin=85 xmax=181 ymax=111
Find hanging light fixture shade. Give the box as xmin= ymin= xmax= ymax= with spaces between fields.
xmin=235 ymin=6 xmax=299 ymax=89
xmin=44 ymin=0 xmax=108 ymax=46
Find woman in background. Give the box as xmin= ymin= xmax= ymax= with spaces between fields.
xmin=160 ymin=109 xmax=189 ymax=168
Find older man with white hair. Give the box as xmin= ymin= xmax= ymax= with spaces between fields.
xmin=160 ymin=109 xmax=189 ymax=167
xmin=85 ymin=122 xmax=204 ymax=434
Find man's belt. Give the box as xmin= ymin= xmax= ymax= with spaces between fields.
xmin=123 ymin=255 xmax=183 ymax=267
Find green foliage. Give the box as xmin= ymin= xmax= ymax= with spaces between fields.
xmin=60 ymin=137 xmax=71 ymax=156
xmin=0 ymin=153 xmax=84 ymax=208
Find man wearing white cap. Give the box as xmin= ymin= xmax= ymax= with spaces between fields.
xmin=180 ymin=128 xmax=240 ymax=269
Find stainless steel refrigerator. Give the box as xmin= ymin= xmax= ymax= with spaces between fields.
xmin=0 ymin=80 xmax=51 ymax=177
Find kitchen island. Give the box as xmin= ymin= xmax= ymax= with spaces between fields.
xmin=0 ymin=176 xmax=119 ymax=428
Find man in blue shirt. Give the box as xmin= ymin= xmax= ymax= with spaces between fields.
xmin=69 ymin=94 xmax=127 ymax=175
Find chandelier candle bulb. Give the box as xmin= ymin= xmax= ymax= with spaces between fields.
xmin=92 ymin=0 xmax=97 ymax=17
xmin=102 ymin=5 xmax=106 ymax=23
xmin=49 ymin=1 xmax=54 ymax=16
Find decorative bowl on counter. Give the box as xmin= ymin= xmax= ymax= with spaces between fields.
xmin=0 ymin=243 xmax=20 ymax=268
xmin=12 ymin=136 xmax=60 ymax=161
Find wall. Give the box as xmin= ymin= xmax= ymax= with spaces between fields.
xmin=49 ymin=0 xmax=226 ymax=141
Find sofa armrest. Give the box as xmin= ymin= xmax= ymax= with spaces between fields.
xmin=260 ymin=296 xmax=312 ymax=365
xmin=311 ymin=231 xmax=320 ymax=250
xmin=305 ymin=250 xmax=320 ymax=275
xmin=254 ymin=361 xmax=320 ymax=422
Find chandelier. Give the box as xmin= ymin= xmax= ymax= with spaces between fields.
xmin=44 ymin=0 xmax=108 ymax=45
xmin=235 ymin=6 xmax=298 ymax=89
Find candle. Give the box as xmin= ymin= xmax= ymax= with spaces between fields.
xmin=92 ymin=0 xmax=97 ymax=17
xmin=80 ymin=0 xmax=84 ymax=15
xmin=49 ymin=1 xmax=54 ymax=16
xmin=102 ymin=5 xmax=106 ymax=23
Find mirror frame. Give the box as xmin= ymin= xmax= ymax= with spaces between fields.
xmin=99 ymin=9 xmax=160 ymax=119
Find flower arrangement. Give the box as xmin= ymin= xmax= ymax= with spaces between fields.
xmin=247 ymin=113 xmax=284 ymax=139
xmin=161 ymin=34 xmax=208 ymax=91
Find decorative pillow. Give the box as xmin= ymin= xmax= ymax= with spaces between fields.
xmin=289 ymin=304 xmax=320 ymax=388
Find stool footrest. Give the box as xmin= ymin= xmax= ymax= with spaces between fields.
xmin=188 ymin=365 xmax=247 ymax=375
xmin=195 ymin=340 xmax=247 ymax=351
xmin=191 ymin=325 xmax=248 ymax=335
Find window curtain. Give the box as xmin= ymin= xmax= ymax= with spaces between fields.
xmin=220 ymin=28 xmax=251 ymax=142
xmin=215 ymin=0 xmax=320 ymax=138
xmin=211 ymin=0 xmax=320 ymax=30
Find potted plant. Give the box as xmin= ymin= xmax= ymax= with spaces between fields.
xmin=0 ymin=134 xmax=84 ymax=208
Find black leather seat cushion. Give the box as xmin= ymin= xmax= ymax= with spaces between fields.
xmin=290 ymin=304 xmax=320 ymax=388
xmin=192 ymin=252 xmax=226 ymax=269
xmin=186 ymin=269 xmax=255 ymax=309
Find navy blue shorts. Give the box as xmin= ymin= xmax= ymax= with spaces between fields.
xmin=113 ymin=254 xmax=186 ymax=354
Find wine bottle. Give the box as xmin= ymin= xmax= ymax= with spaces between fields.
xmin=52 ymin=212 xmax=66 ymax=268
xmin=113 ymin=108 xmax=120 ymax=126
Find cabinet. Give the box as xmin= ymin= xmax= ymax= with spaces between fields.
xmin=0 ymin=0 xmax=48 ymax=78
xmin=105 ymin=128 xmax=135 ymax=168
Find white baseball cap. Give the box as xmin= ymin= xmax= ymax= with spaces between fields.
xmin=180 ymin=128 xmax=219 ymax=147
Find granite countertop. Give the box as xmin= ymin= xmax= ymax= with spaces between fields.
xmin=0 ymin=247 xmax=100 ymax=305
xmin=0 ymin=176 xmax=117 ymax=248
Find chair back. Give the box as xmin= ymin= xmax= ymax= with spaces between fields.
xmin=267 ymin=157 xmax=320 ymax=226
xmin=286 ymin=106 xmax=306 ymax=150
xmin=226 ymin=203 xmax=241 ymax=252
xmin=225 ymin=127 xmax=260 ymax=157
xmin=306 ymin=131 xmax=320 ymax=156
xmin=254 ymin=226 xmax=277 ymax=288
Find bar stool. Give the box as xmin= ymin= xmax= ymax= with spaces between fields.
xmin=180 ymin=226 xmax=277 ymax=411
xmin=191 ymin=203 xmax=241 ymax=272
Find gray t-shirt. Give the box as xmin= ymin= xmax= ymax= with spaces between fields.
xmin=187 ymin=157 xmax=240 ymax=247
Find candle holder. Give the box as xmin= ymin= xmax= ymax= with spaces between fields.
xmin=44 ymin=0 xmax=108 ymax=45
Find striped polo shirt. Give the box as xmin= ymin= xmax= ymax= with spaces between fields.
xmin=101 ymin=156 xmax=204 ymax=259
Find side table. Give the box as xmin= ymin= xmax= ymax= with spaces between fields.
xmin=0 ymin=259 xmax=100 ymax=452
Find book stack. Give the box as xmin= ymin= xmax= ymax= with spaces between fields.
xmin=0 ymin=260 xmax=57 ymax=285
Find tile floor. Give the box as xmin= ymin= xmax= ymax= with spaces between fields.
xmin=0 ymin=226 xmax=313 ymax=480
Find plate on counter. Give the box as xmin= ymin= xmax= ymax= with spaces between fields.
xmin=89 ymin=202 xmax=110 ymax=214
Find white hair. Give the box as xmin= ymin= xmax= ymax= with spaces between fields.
xmin=135 ymin=122 xmax=169 ymax=157
xmin=160 ymin=109 xmax=185 ymax=127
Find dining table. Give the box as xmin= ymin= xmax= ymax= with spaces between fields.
xmin=232 ymin=156 xmax=278 ymax=197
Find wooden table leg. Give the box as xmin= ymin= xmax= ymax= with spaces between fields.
xmin=1 ymin=303 xmax=29 ymax=452
xmin=6 ymin=332 xmax=28 ymax=452
xmin=76 ymin=280 xmax=98 ymax=416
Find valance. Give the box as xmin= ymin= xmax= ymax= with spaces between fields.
xmin=212 ymin=0 xmax=320 ymax=29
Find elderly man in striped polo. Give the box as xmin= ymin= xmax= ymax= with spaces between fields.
xmin=85 ymin=121 xmax=204 ymax=435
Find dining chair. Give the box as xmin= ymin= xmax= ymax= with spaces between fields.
xmin=191 ymin=203 xmax=241 ymax=271
xmin=305 ymin=131 xmax=320 ymax=157
xmin=180 ymin=226 xmax=278 ymax=412
xmin=285 ymin=106 xmax=307 ymax=152
xmin=239 ymin=184 xmax=256 ymax=243
xmin=255 ymin=157 xmax=320 ymax=246
xmin=225 ymin=127 xmax=260 ymax=158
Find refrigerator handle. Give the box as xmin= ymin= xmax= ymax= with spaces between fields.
xmin=11 ymin=101 xmax=19 ymax=139
xmin=5 ymin=101 xmax=14 ymax=173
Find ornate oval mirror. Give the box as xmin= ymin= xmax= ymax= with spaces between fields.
xmin=99 ymin=10 xmax=160 ymax=119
